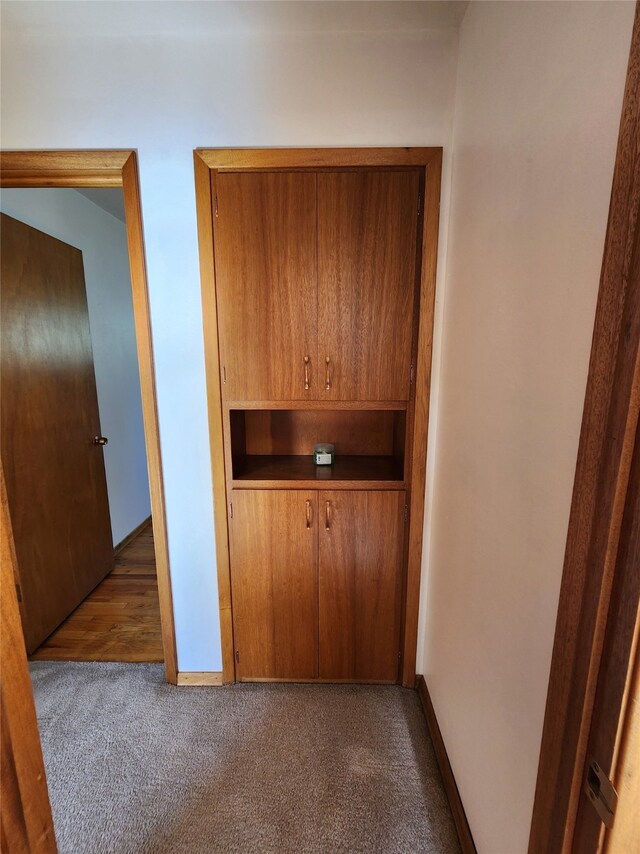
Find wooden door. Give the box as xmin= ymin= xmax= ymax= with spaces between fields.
xmin=229 ymin=489 xmax=318 ymax=679
xmin=319 ymin=490 xmax=404 ymax=681
xmin=317 ymin=170 xmax=420 ymax=401
xmin=214 ymin=172 xmax=317 ymax=401
xmin=1 ymin=214 xmax=113 ymax=653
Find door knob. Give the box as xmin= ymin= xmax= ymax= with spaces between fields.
xmin=93 ymin=436 xmax=108 ymax=446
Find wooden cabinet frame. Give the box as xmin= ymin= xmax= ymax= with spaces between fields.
xmin=0 ymin=150 xmax=178 ymax=684
xmin=194 ymin=147 xmax=443 ymax=686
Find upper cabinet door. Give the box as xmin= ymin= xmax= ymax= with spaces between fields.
xmin=318 ymin=170 xmax=420 ymax=400
xmin=214 ymin=172 xmax=317 ymax=400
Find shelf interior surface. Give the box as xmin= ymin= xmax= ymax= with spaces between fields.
xmin=233 ymin=454 xmax=405 ymax=484
xmin=229 ymin=407 xmax=406 ymax=485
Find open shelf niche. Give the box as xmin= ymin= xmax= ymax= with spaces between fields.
xmin=229 ymin=408 xmax=407 ymax=488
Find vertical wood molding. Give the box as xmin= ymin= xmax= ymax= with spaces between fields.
xmin=0 ymin=149 xmax=179 ymax=685
xmin=416 ymin=676 xmax=476 ymax=854
xmin=402 ymin=152 xmax=442 ymax=687
xmin=529 ymin=7 xmax=640 ymax=851
xmin=194 ymin=151 xmax=236 ymax=684
xmin=121 ymin=152 xmax=178 ymax=684
xmin=1 ymin=464 xmax=57 ymax=854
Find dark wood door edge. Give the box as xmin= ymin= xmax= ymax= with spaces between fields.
xmin=416 ymin=675 xmax=477 ymax=854
xmin=529 ymin=6 xmax=640 ymax=852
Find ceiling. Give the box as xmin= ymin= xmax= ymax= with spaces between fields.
xmin=75 ymin=189 xmax=126 ymax=223
xmin=1 ymin=2 xmax=469 ymax=38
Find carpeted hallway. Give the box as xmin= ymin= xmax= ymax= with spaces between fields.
xmin=30 ymin=662 xmax=460 ymax=854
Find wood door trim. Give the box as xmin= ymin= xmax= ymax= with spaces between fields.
xmin=1 ymin=463 xmax=57 ymax=854
xmin=194 ymin=147 xmax=441 ymax=686
xmin=194 ymin=152 xmax=236 ymax=684
xmin=0 ymin=149 xmax=178 ymax=684
xmin=402 ymin=149 xmax=442 ymax=686
xmin=176 ymin=671 xmax=224 ymax=686
xmin=196 ymin=147 xmax=441 ymax=171
xmin=529 ymin=7 xmax=640 ymax=851
xmin=0 ymin=150 xmax=131 ymax=186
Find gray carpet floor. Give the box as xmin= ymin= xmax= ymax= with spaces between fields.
xmin=30 ymin=662 xmax=460 ymax=854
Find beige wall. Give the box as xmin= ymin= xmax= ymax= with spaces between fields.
xmin=417 ymin=2 xmax=635 ymax=852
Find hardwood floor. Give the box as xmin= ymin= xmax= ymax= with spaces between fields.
xmin=31 ymin=521 xmax=163 ymax=662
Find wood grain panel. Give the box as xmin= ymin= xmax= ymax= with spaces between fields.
xmin=242 ymin=409 xmax=397 ymax=456
xmin=318 ymin=170 xmax=420 ymax=400
xmin=1 ymin=214 xmax=114 ymax=653
xmin=122 ymin=152 xmax=177 ymax=681
xmin=195 ymin=151 xmax=235 ymax=682
xmin=232 ymin=455 xmax=404 ymax=488
xmin=176 ymin=672 xmax=224 ymax=686
xmin=319 ymin=490 xmax=404 ymax=681
xmin=0 ymin=150 xmax=130 ymax=187
xmin=402 ymin=152 xmax=442 ymax=687
xmin=572 ymin=416 xmax=640 ymax=850
xmin=198 ymin=147 xmax=441 ymax=171
xmin=225 ymin=400 xmax=407 ymax=411
xmin=229 ymin=490 xmax=318 ymax=679
xmin=604 ymin=644 xmax=639 ymax=853
xmin=0 ymin=465 xmax=56 ymax=854
xmin=214 ymin=172 xmax=317 ymax=400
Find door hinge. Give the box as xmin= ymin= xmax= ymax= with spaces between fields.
xmin=235 ymin=649 xmax=240 ymax=664
xmin=418 ymin=192 xmax=422 ymax=216
xmin=222 ymin=365 xmax=227 ymax=384
xmin=410 ymin=364 xmax=415 ymax=386
xmin=214 ymin=192 xmax=219 ymax=218
xmin=229 ymin=502 xmax=233 ymax=519
xmin=404 ymin=503 xmax=409 ymax=523
xmin=15 ymin=582 xmax=22 ymax=603
xmin=585 ymin=758 xmax=618 ymax=829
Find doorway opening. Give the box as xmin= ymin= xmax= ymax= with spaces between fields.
xmin=0 ymin=151 xmax=177 ymax=681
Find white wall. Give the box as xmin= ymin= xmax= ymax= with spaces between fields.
xmin=0 ymin=1 xmax=461 ymax=671
xmin=419 ymin=3 xmax=635 ymax=852
xmin=0 ymin=188 xmax=151 ymax=546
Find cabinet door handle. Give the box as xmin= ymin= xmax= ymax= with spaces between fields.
xmin=324 ymin=356 xmax=331 ymax=391
xmin=305 ymin=499 xmax=312 ymax=529
xmin=325 ymin=500 xmax=331 ymax=530
xmin=304 ymin=355 xmax=310 ymax=391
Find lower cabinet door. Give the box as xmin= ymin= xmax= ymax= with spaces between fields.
xmin=319 ymin=490 xmax=405 ymax=681
xmin=230 ymin=489 xmax=318 ymax=680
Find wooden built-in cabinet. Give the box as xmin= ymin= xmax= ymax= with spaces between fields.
xmin=195 ymin=148 xmax=442 ymax=685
